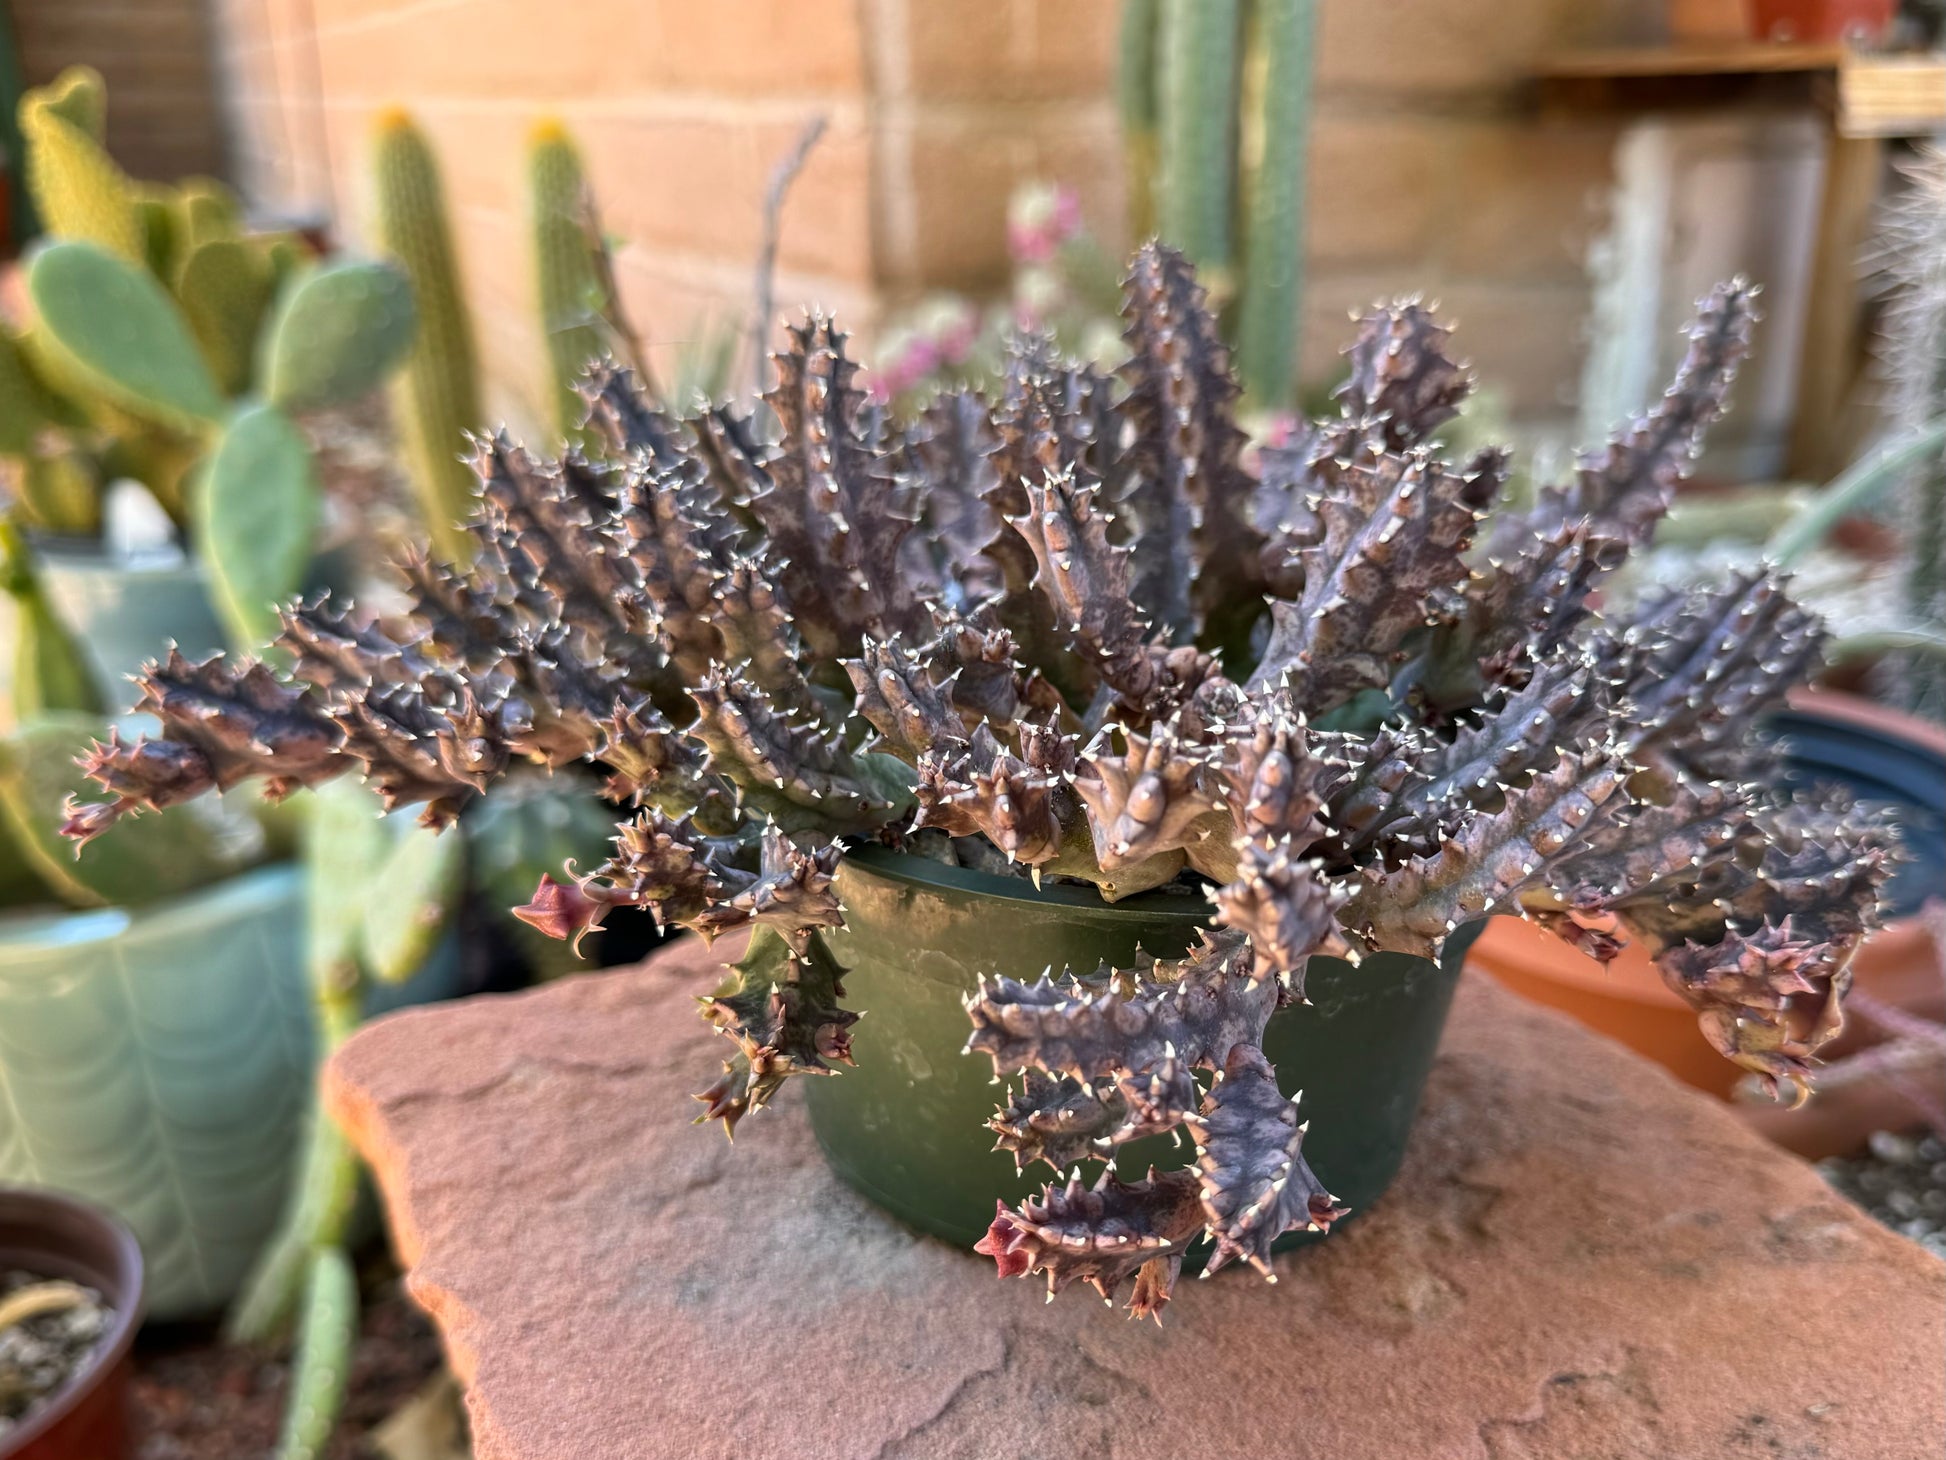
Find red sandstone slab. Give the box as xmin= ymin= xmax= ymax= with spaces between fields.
xmin=325 ymin=936 xmax=1946 ymax=1460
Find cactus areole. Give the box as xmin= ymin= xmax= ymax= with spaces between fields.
xmin=64 ymin=246 xmax=1894 ymax=1322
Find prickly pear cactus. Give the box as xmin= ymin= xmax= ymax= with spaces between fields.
xmin=26 ymin=242 xmax=227 ymax=433
xmin=18 ymin=66 xmax=143 ymax=261
xmin=261 ymin=259 xmax=417 ymax=414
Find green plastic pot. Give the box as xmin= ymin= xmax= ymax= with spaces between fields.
xmin=808 ymin=846 xmax=1479 ymax=1252
xmin=0 ymin=864 xmax=460 ymax=1319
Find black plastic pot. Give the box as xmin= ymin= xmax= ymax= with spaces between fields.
xmin=1768 ymin=695 xmax=1945 ymax=920
xmin=0 ymin=1188 xmax=143 ymax=1460
xmin=807 ymin=846 xmax=1478 ymax=1251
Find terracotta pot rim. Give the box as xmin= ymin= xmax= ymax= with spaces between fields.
xmin=1785 ymin=685 xmax=1946 ymax=758
xmin=0 ymin=1187 xmax=144 ymax=1458
xmin=1477 ymin=688 xmax=1943 ymax=1010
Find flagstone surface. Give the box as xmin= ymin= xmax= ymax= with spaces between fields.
xmin=326 ymin=934 xmax=1946 ymax=1460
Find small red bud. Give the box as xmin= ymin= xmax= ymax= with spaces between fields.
xmin=58 ymin=797 xmax=124 ymax=850
xmin=513 ymin=875 xmax=606 ymax=953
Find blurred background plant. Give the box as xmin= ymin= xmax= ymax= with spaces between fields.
xmin=873 ymin=0 xmax=1318 ymax=420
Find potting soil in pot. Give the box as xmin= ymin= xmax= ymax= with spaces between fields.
xmin=0 ymin=1269 xmax=114 ymax=1437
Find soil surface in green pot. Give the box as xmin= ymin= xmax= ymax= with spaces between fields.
xmin=808 ymin=846 xmax=1477 ymax=1253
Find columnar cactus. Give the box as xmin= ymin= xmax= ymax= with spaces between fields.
xmin=68 ymin=245 xmax=1892 ymax=1319
xmin=1874 ymin=146 xmax=1946 ymax=714
xmin=529 ymin=120 xmax=606 ymax=451
xmin=1121 ymin=0 xmax=1318 ymax=405
xmin=372 ymin=110 xmax=483 ymax=563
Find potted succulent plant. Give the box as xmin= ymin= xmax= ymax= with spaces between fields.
xmin=0 ymin=1187 xmax=143 ymax=1460
xmin=67 ymin=245 xmax=1890 ymax=1320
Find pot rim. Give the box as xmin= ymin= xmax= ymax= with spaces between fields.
xmin=842 ymin=842 xmax=1213 ymax=921
xmin=0 ymin=1186 xmax=144 ymax=1458
xmin=0 ymin=862 xmax=299 ymax=957
xmin=1477 ymin=687 xmax=1946 ymax=1009
xmin=1785 ymin=685 xmax=1946 ymax=760
xmin=24 ymin=533 xmax=201 ymax=583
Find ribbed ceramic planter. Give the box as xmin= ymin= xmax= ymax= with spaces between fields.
xmin=0 ymin=865 xmax=459 ymax=1319
xmin=807 ymin=846 xmax=1478 ymax=1251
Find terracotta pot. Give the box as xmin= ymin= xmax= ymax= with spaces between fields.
xmin=1471 ymin=689 xmax=1945 ymax=1156
xmin=1669 ymin=0 xmax=1756 ymax=43
xmin=1751 ymin=0 xmax=1896 ymax=42
xmin=0 ymin=1188 xmax=143 ymax=1460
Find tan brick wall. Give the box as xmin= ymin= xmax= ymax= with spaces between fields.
xmin=209 ymin=0 xmax=1638 ymax=430
xmin=11 ymin=0 xmax=228 ymax=184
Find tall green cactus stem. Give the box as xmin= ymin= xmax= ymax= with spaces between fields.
xmin=529 ymin=120 xmax=606 ymax=448
xmin=372 ymin=110 xmax=482 ymax=562
xmin=1157 ymin=0 xmax=1241 ymax=286
xmin=227 ymin=783 xmax=377 ymax=1345
xmin=272 ymin=1246 xmax=357 ymax=1460
xmin=2 ymin=714 xmax=252 ymax=907
xmin=1235 ymin=0 xmax=1315 ymax=407
xmin=18 ymin=67 xmax=142 ymax=261
xmin=1872 ymin=149 xmax=1946 ymax=713
xmin=1117 ymin=0 xmax=1162 ymax=242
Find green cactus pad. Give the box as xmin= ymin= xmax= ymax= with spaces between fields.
xmin=358 ymin=816 xmax=466 ymax=984
xmin=0 ymin=714 xmax=256 ymax=908
xmin=0 ymin=332 xmax=49 ymax=455
xmin=262 ymin=259 xmax=417 ymax=414
xmin=198 ymin=403 xmax=322 ymax=650
xmin=174 ymin=177 xmax=245 ymax=252
xmin=27 ymin=241 xmax=227 ymax=432
xmin=13 ymin=452 xmax=101 ymax=537
xmin=133 ymin=186 xmax=184 ymax=282
xmin=177 ymin=238 xmax=277 ymax=396
xmin=29 ymin=66 xmax=106 ymax=138
xmin=20 ymin=69 xmax=142 ymax=261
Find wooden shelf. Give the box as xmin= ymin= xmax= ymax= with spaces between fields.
xmin=1542 ymin=41 xmax=1846 ymax=79
xmin=1539 ymin=42 xmax=1946 ymax=137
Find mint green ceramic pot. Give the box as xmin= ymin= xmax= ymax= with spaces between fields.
xmin=807 ymin=846 xmax=1477 ymax=1252
xmin=0 ymin=865 xmax=459 ymax=1318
